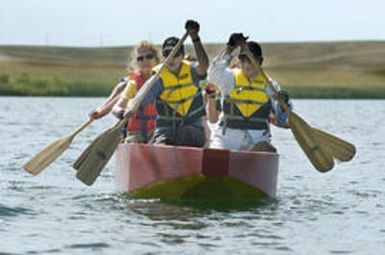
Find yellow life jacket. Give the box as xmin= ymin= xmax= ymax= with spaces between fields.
xmin=153 ymin=60 xmax=199 ymax=117
xmin=220 ymin=68 xmax=270 ymax=130
xmin=229 ymin=68 xmax=269 ymax=117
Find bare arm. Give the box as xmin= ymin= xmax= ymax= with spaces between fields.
xmin=185 ymin=19 xmax=209 ymax=76
xmin=89 ymin=81 xmax=126 ymax=120
xmin=203 ymin=83 xmax=219 ymax=123
xmin=206 ymin=97 xmax=219 ymax=123
xmin=192 ymin=37 xmax=209 ymax=76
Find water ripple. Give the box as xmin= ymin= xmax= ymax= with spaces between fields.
xmin=1 ymin=98 xmax=385 ymax=255
xmin=0 ymin=204 xmax=34 ymax=217
xmin=66 ymin=242 xmax=110 ymax=249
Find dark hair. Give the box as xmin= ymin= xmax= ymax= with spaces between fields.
xmin=247 ymin=41 xmax=263 ymax=59
xmin=162 ymin=36 xmax=185 ymax=56
xmin=239 ymin=41 xmax=264 ymax=64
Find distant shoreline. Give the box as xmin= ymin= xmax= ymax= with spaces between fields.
xmin=1 ymin=41 xmax=384 ymax=98
xmin=1 ymin=86 xmax=385 ymax=99
xmin=1 ymin=39 xmax=384 ymax=48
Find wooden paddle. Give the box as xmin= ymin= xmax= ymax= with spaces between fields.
xmin=240 ymin=43 xmax=355 ymax=172
xmin=74 ymin=31 xmax=189 ymax=186
xmin=312 ymin=128 xmax=356 ymax=162
xmin=23 ymin=119 xmax=93 ymax=175
xmin=72 ymin=127 xmax=108 ymax=170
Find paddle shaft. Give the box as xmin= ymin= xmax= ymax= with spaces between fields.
xmin=75 ymin=31 xmax=190 ymax=185
xmin=240 ymin=43 xmax=290 ymax=113
xmin=70 ymin=119 xmax=93 ymax=138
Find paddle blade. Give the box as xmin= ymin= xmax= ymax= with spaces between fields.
xmin=312 ymin=128 xmax=356 ymax=162
xmin=24 ymin=136 xmax=73 ymax=175
xmin=75 ymin=124 xmax=122 ymax=186
xmin=289 ymin=112 xmax=334 ymax=172
xmin=73 ymin=131 xmax=105 ymax=171
xmin=72 ymin=143 xmax=92 ymax=171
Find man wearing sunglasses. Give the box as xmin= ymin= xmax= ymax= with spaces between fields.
xmin=207 ymin=33 xmax=292 ymax=152
xmin=132 ymin=20 xmax=209 ymax=147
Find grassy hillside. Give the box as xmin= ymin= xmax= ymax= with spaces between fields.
xmin=1 ymin=41 xmax=384 ymax=98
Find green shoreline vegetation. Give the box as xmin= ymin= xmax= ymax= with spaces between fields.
xmin=1 ymin=41 xmax=384 ymax=98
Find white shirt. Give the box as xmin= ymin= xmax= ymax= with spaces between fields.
xmin=208 ymin=54 xmax=285 ymax=113
xmin=207 ymin=53 xmax=292 ymax=151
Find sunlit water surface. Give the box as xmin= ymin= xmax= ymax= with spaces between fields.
xmin=1 ymin=97 xmax=384 ymax=254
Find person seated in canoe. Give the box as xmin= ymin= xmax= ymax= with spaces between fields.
xmin=111 ymin=41 xmax=162 ymax=143
xmin=207 ymin=33 xmax=292 ymax=152
xmin=129 ymin=20 xmax=210 ymax=147
xmin=88 ymin=42 xmax=161 ymax=125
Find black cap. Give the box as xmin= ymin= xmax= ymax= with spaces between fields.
xmin=241 ymin=41 xmax=263 ymax=60
xmin=162 ymin=36 xmax=184 ymax=56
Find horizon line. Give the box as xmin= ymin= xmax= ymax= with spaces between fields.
xmin=1 ymin=39 xmax=385 ymax=49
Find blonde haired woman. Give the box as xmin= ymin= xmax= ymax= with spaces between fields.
xmin=112 ymin=41 xmax=161 ymax=143
xmin=89 ymin=41 xmax=161 ymax=122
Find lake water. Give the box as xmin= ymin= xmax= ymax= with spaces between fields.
xmin=1 ymin=97 xmax=384 ymax=254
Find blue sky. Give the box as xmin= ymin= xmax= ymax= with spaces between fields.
xmin=1 ymin=0 xmax=384 ymax=46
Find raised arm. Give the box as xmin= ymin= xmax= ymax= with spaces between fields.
xmin=185 ymin=20 xmax=209 ymax=76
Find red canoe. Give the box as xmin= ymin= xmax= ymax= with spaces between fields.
xmin=115 ymin=143 xmax=279 ymax=199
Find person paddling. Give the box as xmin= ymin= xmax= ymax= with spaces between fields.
xmin=129 ymin=20 xmax=210 ymax=147
xmin=112 ymin=41 xmax=161 ymax=143
xmin=208 ymin=33 xmax=292 ymax=152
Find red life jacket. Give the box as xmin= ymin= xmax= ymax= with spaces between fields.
xmin=126 ymin=71 xmax=157 ymax=136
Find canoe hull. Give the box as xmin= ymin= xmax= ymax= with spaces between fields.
xmin=115 ymin=144 xmax=279 ymax=199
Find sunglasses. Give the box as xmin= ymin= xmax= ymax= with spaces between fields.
xmin=162 ymin=49 xmax=182 ymax=58
xmin=137 ymin=54 xmax=155 ymax=62
xmin=238 ymin=54 xmax=251 ymax=63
